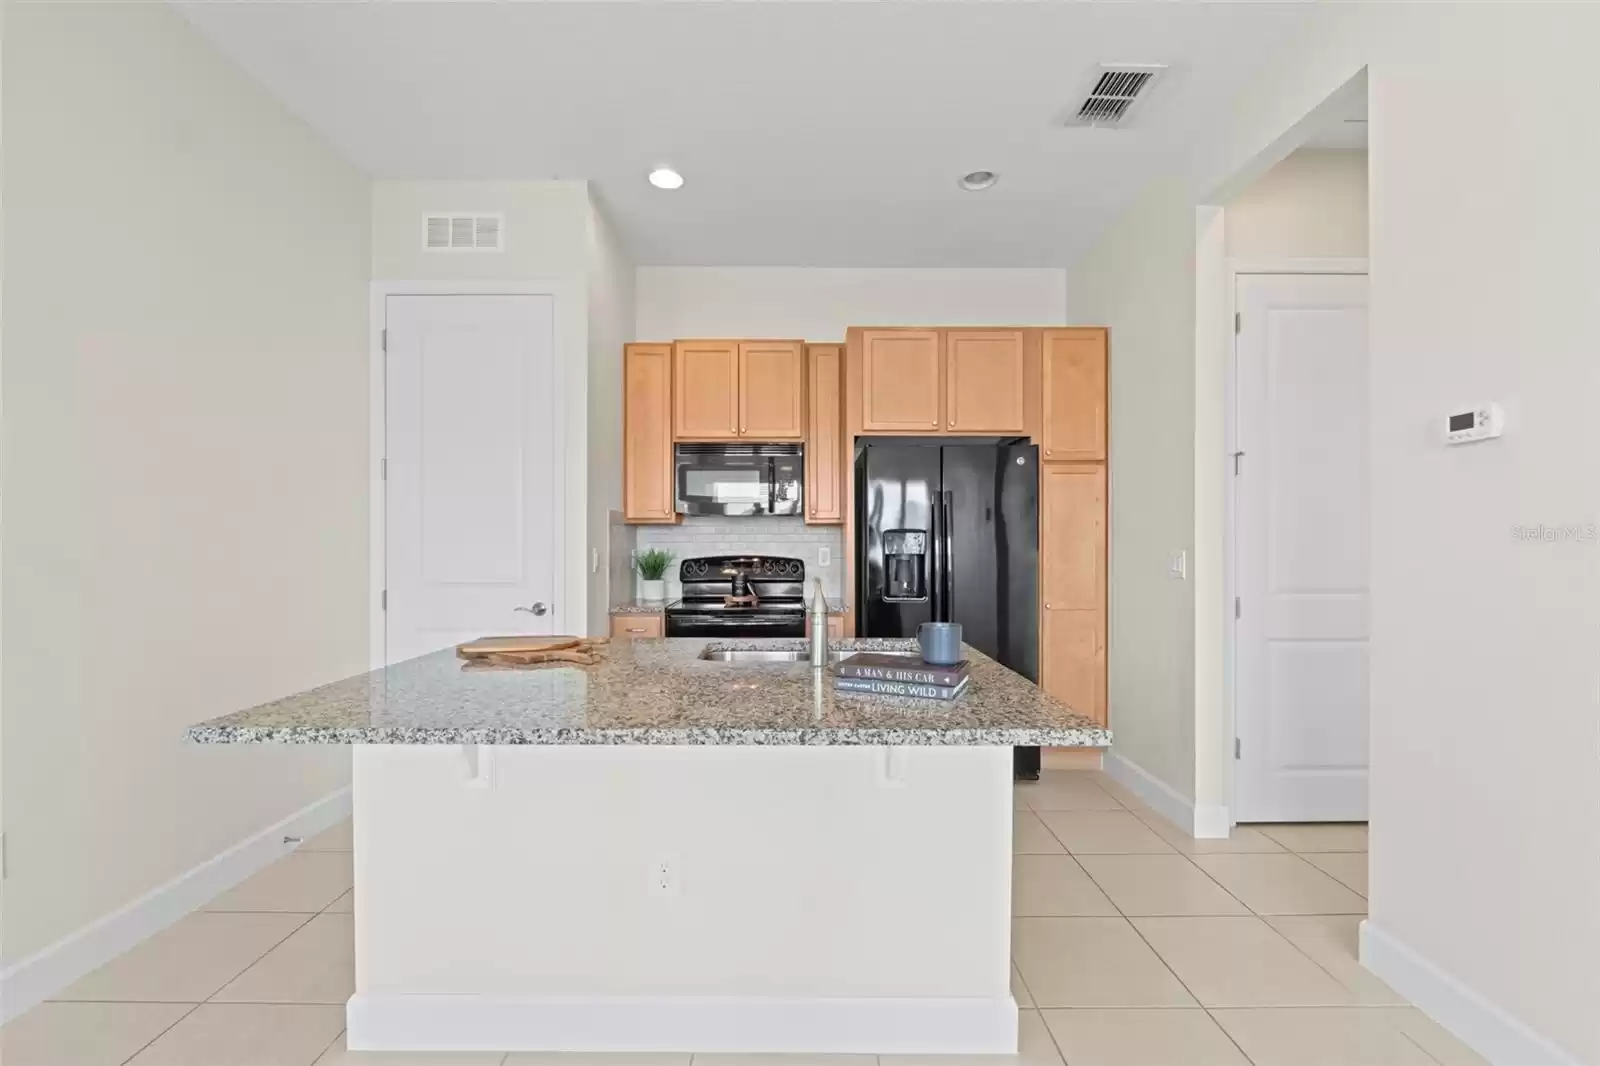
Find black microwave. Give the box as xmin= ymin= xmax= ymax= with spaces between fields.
xmin=675 ymin=443 xmax=803 ymax=517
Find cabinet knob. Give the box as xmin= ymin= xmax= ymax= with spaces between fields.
xmin=1046 ymin=450 xmax=1053 ymax=456
xmin=1045 ymin=603 xmax=1053 ymax=610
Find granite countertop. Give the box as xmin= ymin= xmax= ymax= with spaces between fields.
xmin=186 ymin=638 xmax=1109 ymax=748
xmin=609 ymin=598 xmax=849 ymax=615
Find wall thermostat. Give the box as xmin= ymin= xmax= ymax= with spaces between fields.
xmin=1445 ymin=403 xmax=1504 ymax=445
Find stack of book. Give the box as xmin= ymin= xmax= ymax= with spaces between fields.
xmin=834 ymin=652 xmax=970 ymax=701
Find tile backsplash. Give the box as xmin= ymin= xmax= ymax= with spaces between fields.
xmin=633 ymin=517 xmax=845 ymax=601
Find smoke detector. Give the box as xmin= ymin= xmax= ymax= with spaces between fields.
xmin=1060 ymin=64 xmax=1167 ymax=128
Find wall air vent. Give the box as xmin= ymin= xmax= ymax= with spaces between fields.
xmin=422 ymin=213 xmax=504 ymax=252
xmin=1061 ymin=64 xmax=1167 ymax=128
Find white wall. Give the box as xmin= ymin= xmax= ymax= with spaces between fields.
xmin=586 ymin=200 xmax=636 ymax=630
xmin=2 ymin=0 xmax=367 ymax=965
xmin=1225 ymin=149 xmax=1368 ymax=259
xmin=1069 ymin=5 xmax=1600 ymax=1062
xmin=370 ymin=180 xmax=602 ymax=634
xmin=635 ymin=267 xmax=1068 ymax=341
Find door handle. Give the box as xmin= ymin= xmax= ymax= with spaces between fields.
xmin=515 ymin=603 xmax=548 ymax=616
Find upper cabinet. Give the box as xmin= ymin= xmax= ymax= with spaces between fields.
xmin=857 ymin=328 xmax=1028 ymax=435
xmin=1041 ymin=328 xmax=1108 ymax=461
xmin=946 ymin=330 xmax=1026 ymax=434
xmin=673 ymin=340 xmax=740 ymax=439
xmin=674 ymin=340 xmax=804 ymax=441
xmin=739 ymin=341 xmax=806 ymax=439
xmin=860 ymin=330 xmax=943 ymax=432
xmin=805 ymin=344 xmax=844 ymax=524
xmin=623 ymin=344 xmax=677 ymax=523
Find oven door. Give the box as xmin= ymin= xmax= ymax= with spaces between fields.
xmin=665 ymin=613 xmax=807 ymax=639
xmin=675 ymin=444 xmax=804 ymax=517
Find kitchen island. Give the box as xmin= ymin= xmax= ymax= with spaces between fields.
xmin=188 ymin=638 xmax=1108 ymax=1054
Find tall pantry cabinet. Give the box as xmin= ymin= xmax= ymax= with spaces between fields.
xmin=1038 ymin=328 xmax=1108 ymax=724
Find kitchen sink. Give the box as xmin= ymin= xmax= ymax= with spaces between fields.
xmin=698 ymin=648 xmax=812 ymax=663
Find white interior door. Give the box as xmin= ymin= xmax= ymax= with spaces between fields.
xmin=1234 ymin=273 xmax=1369 ymax=822
xmin=385 ymin=293 xmax=561 ymax=663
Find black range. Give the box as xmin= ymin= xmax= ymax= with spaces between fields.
xmin=664 ymin=555 xmax=810 ymax=639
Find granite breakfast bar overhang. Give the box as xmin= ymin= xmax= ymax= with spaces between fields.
xmin=187 ymin=638 xmax=1110 ymax=1054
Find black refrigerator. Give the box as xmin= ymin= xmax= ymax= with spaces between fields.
xmin=855 ymin=439 xmax=1041 ymax=779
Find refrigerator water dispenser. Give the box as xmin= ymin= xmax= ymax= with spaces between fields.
xmin=881 ymin=529 xmax=927 ymax=601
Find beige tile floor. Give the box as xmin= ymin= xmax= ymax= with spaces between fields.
xmin=1 ymin=770 xmax=1488 ymax=1066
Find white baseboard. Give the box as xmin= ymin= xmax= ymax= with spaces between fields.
xmin=1103 ymin=750 xmax=1229 ymax=839
xmin=348 ymin=993 xmax=1018 ymax=1054
xmin=1361 ymin=920 xmax=1580 ymax=1066
xmin=0 ymin=787 xmax=351 ymax=1022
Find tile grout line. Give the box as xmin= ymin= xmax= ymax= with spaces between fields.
xmin=116 ymin=1002 xmax=204 ymax=1066
xmin=199 ymin=910 xmax=320 ymax=1004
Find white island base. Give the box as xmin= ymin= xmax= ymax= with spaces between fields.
xmin=347 ymin=743 xmax=1017 ymax=1054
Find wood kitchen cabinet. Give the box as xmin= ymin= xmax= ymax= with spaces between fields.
xmin=945 ymin=330 xmax=1027 ymax=434
xmin=673 ymin=340 xmax=740 ymax=439
xmin=674 ymin=340 xmax=804 ymax=441
xmin=610 ymin=613 xmax=664 ymax=639
xmin=1041 ymin=328 xmax=1108 ymax=461
xmin=805 ymin=344 xmax=844 ymax=524
xmin=740 ymin=341 xmax=805 ymax=439
xmin=623 ymin=344 xmax=677 ymax=523
xmin=855 ymin=328 xmax=1027 ymax=436
xmin=859 ymin=329 xmax=943 ymax=432
xmin=1040 ymin=461 xmax=1107 ymax=723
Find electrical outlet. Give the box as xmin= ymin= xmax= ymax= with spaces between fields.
xmin=818 ymin=546 xmax=831 ymax=567
xmin=647 ymin=855 xmax=680 ymax=897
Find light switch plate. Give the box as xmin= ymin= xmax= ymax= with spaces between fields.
xmin=1169 ymin=550 xmax=1187 ymax=580
xmin=818 ymin=546 xmax=831 ymax=567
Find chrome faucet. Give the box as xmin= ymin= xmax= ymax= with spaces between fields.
xmin=809 ymin=578 xmax=829 ymax=668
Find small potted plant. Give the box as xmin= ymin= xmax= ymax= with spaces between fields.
xmin=634 ymin=548 xmax=675 ymax=604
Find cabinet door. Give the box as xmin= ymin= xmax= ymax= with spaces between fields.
xmin=739 ymin=341 xmax=805 ymax=440
xmin=1041 ymin=328 xmax=1108 ymax=461
xmin=860 ymin=330 xmax=943 ymax=433
xmin=673 ymin=340 xmax=740 ymax=440
xmin=1042 ymin=609 xmax=1104 ymax=723
xmin=623 ymin=344 xmax=677 ymax=523
xmin=1040 ymin=462 xmax=1107 ymax=722
xmin=946 ymin=330 xmax=1026 ymax=434
xmin=805 ymin=345 xmax=844 ymax=523
xmin=610 ymin=613 xmax=664 ymax=639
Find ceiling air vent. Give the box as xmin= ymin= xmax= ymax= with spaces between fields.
xmin=1062 ymin=64 xmax=1167 ymax=128
xmin=422 ymin=213 xmax=504 ymax=252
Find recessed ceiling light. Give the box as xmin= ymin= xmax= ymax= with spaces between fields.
xmin=648 ymin=167 xmax=684 ymax=190
xmin=959 ymin=171 xmax=999 ymax=191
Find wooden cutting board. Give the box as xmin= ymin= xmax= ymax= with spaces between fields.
xmin=457 ymin=635 xmax=595 ymax=658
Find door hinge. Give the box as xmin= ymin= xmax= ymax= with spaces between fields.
xmin=380 ymin=458 xmax=387 ymax=481
xmin=1234 ymin=737 xmax=1242 ymax=760
xmin=1234 ymin=596 xmax=1241 ymax=619
xmin=1231 ymin=450 xmax=1245 ymax=476
xmin=380 ymin=590 xmax=387 ymax=612
xmin=381 ymin=328 xmax=388 ymax=353
xmin=1234 ymin=311 xmax=1241 ymax=335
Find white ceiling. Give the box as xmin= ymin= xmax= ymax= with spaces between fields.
xmin=177 ymin=1 xmax=1314 ymax=268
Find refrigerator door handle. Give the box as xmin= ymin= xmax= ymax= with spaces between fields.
xmin=934 ymin=489 xmax=947 ymax=624
xmin=929 ymin=491 xmax=944 ymax=620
